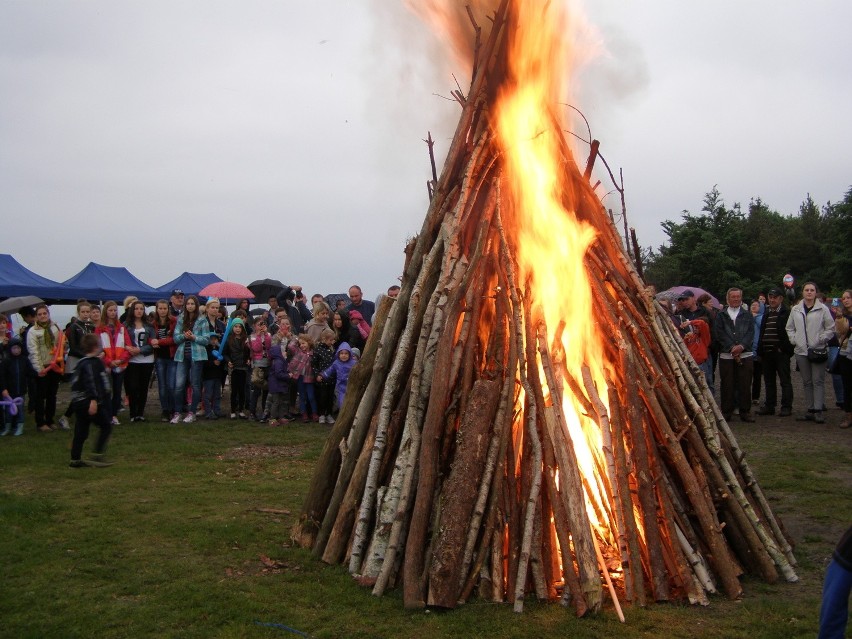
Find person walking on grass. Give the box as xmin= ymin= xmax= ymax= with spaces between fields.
xmin=786 ymin=282 xmax=835 ymax=424
xmin=69 ymin=334 xmax=114 ymax=468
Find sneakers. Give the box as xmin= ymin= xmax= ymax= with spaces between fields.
xmin=170 ymin=413 xmax=181 ymax=424
xmin=183 ymin=413 xmax=196 ymax=423
xmin=111 ymin=416 xmax=120 ymax=426
xmin=238 ymin=412 xmax=247 ymax=419
xmin=58 ymin=416 xmax=71 ymax=430
xmin=318 ymin=415 xmax=327 ymax=424
xmin=302 ymin=413 xmax=310 ymax=423
xmin=0 ymin=424 xmax=10 ymax=437
xmin=230 ymin=413 xmax=237 ymax=420
xmin=779 ymin=407 xmax=793 ymax=417
xmin=161 ymin=413 xmax=170 ymax=423
xmin=13 ymin=424 xmax=23 ymax=436
xmin=85 ymin=453 xmax=115 ymax=468
xmin=814 ymin=412 xmax=826 ymax=424
xmin=312 ymin=414 xmax=319 ymax=423
xmin=69 ymin=460 xmax=88 ymax=468
xmin=796 ymin=412 xmax=815 ymax=422
xmin=326 ymin=414 xmax=335 ymax=424
xmin=196 ymin=409 xmax=206 ymax=418
xmin=756 ymin=406 xmax=774 ymax=416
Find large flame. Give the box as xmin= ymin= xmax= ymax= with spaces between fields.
xmin=494 ymin=1 xmax=612 ymax=533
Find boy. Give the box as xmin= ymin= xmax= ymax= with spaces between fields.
xmin=317 ymin=342 xmax=356 ymax=413
xmin=1 ymin=337 xmax=28 ymax=436
xmin=69 ymin=334 xmax=114 ymax=468
xmin=59 ymin=300 xmax=94 ymax=430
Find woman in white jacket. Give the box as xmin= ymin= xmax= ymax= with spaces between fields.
xmin=786 ymin=282 xmax=836 ymax=423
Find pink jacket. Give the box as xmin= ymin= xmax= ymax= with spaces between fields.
xmin=248 ymin=332 xmax=271 ymax=365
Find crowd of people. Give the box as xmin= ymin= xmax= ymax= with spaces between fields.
xmin=0 ymin=283 xmax=400 ymax=464
xmin=666 ymin=284 xmax=852 ymax=429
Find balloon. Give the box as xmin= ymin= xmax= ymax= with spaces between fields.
xmin=212 ymin=318 xmax=233 ymax=361
xmin=783 ymin=274 xmax=794 ymax=288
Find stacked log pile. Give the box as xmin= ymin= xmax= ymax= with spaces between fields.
xmin=293 ymin=0 xmax=797 ymax=615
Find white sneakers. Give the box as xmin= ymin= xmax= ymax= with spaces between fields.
xmin=169 ymin=413 xmax=181 ymax=424
xmin=182 ymin=413 xmax=195 ymax=423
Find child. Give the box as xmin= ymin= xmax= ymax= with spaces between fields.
xmin=200 ymin=299 xmax=226 ymax=420
xmin=171 ymin=295 xmax=212 ymax=424
xmin=1 ymin=337 xmax=28 ymax=436
xmin=288 ymin=334 xmax=317 ymax=422
xmin=318 ymin=342 xmax=356 ymax=415
xmin=69 ymin=334 xmax=114 ymax=467
xmin=27 ymin=304 xmax=64 ymax=432
xmin=59 ymin=301 xmax=94 ymax=430
xmin=311 ymin=328 xmax=336 ymax=423
xmin=124 ymin=301 xmax=156 ymax=422
xmin=152 ymin=300 xmax=177 ymax=422
xmin=223 ymin=318 xmax=249 ymax=419
xmin=266 ymin=332 xmax=291 ymax=426
xmin=247 ymin=315 xmax=271 ymax=421
xmin=96 ymin=301 xmax=131 ymax=425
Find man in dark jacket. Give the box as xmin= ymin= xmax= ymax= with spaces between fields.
xmin=275 ymin=285 xmax=312 ymax=335
xmin=756 ymin=288 xmax=794 ymax=416
xmin=713 ymin=287 xmax=756 ymax=422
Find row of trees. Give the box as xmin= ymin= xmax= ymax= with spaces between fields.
xmin=638 ymin=186 xmax=852 ymax=300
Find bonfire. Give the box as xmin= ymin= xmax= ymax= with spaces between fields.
xmin=293 ymin=0 xmax=797 ymax=616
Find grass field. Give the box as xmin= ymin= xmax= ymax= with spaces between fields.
xmin=1 ymin=384 xmax=850 ymax=638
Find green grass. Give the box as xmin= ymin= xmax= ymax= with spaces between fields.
xmin=0 ymin=405 xmax=848 ymax=638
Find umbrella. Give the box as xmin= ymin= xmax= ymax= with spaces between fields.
xmin=247 ymin=278 xmax=285 ymax=301
xmin=658 ymin=286 xmax=721 ymax=309
xmin=0 ymin=295 xmax=45 ymax=314
xmin=198 ymin=281 xmax=255 ymax=301
xmin=249 ymin=308 xmax=267 ymax=317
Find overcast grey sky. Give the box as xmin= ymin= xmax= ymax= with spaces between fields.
xmin=1 ymin=1 xmax=850 ymax=301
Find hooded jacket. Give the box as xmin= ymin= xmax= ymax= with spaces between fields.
xmin=321 ymin=342 xmax=356 ymax=390
xmin=785 ymin=299 xmax=835 ymax=356
xmin=0 ymin=337 xmax=28 ymax=397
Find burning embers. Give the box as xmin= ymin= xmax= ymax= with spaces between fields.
xmin=293 ymin=0 xmax=797 ymax=617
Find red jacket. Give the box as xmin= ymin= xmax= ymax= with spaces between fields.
xmin=96 ymin=323 xmax=131 ymax=371
xmin=683 ymin=319 xmax=711 ymax=365
xmin=152 ymin=315 xmax=178 ymax=358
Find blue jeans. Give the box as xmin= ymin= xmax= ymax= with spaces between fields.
xmin=818 ymin=559 xmax=851 ymax=639
xmin=698 ymin=358 xmax=714 ymax=392
xmin=174 ymin=359 xmax=203 ymax=414
xmin=202 ymin=377 xmax=222 ymax=417
xmin=828 ymin=346 xmax=845 ymax=406
xmin=155 ymin=358 xmax=176 ymax=415
xmin=297 ymin=378 xmax=317 ymax=416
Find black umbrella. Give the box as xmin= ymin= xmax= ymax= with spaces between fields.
xmin=0 ymin=295 xmax=45 ymax=314
xmin=247 ymin=278 xmax=285 ymax=301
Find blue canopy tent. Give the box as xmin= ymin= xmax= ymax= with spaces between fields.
xmin=0 ymin=254 xmax=76 ymax=301
xmin=156 ymin=272 xmax=223 ymax=297
xmin=62 ymin=262 xmax=161 ymax=303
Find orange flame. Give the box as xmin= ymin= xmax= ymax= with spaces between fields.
xmin=494 ymin=1 xmax=612 ymax=533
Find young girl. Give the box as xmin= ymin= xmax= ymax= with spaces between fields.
xmin=200 ymin=299 xmax=225 ymax=420
xmin=304 ymin=302 xmax=332 ymax=343
xmin=223 ymin=318 xmax=249 ymax=418
xmin=172 ymin=295 xmax=212 ymax=424
xmin=152 ymin=300 xmax=177 ymax=422
xmin=124 ymin=301 xmax=156 ymax=422
xmin=58 ymin=300 xmax=94 ymax=430
xmin=318 ymin=342 xmax=356 ymax=415
xmin=311 ymin=328 xmax=337 ymax=423
xmin=27 ymin=304 xmax=64 ymax=432
xmin=96 ymin=301 xmax=131 ymax=426
xmin=288 ymin=334 xmax=317 ymax=422
xmin=332 ymin=311 xmax=350 ymax=350
xmin=247 ymin=315 xmax=271 ymax=421
xmin=266 ymin=331 xmax=290 ymax=426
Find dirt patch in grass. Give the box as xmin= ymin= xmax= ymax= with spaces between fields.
xmin=220 ymin=444 xmax=307 ymax=461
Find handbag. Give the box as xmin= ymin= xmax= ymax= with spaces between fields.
xmin=806 ymin=347 xmax=828 ymax=363
xmin=802 ymin=310 xmax=828 ymax=363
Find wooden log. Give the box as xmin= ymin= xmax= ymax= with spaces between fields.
xmin=427 ymin=379 xmax=501 ymax=608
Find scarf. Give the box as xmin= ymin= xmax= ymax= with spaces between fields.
xmin=38 ymin=321 xmax=55 ymax=350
